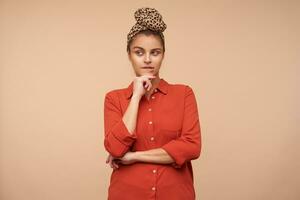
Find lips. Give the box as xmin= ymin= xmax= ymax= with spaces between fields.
xmin=142 ymin=66 xmax=154 ymax=69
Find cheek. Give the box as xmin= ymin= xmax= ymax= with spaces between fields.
xmin=131 ymin=58 xmax=144 ymax=70
xmin=153 ymin=56 xmax=163 ymax=64
xmin=132 ymin=56 xmax=144 ymax=64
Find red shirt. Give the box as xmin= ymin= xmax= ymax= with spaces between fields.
xmin=103 ymin=78 xmax=202 ymax=200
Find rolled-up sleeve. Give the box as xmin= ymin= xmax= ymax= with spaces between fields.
xmin=161 ymin=86 xmax=202 ymax=168
xmin=103 ymin=92 xmax=137 ymax=158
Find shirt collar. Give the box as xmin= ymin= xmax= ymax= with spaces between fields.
xmin=126 ymin=78 xmax=169 ymax=99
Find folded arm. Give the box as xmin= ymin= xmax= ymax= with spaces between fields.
xmin=114 ymin=86 xmax=202 ymax=168
xmin=160 ymin=86 xmax=202 ymax=168
xmin=104 ymin=92 xmax=141 ymax=158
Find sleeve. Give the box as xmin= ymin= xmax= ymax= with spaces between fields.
xmin=103 ymin=92 xmax=137 ymax=158
xmin=161 ymin=85 xmax=202 ymax=168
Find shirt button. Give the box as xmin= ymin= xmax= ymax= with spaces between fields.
xmin=148 ymin=108 xmax=152 ymax=111
xmin=148 ymin=121 xmax=153 ymax=125
xmin=151 ymin=96 xmax=155 ymax=99
xmin=152 ymin=169 xmax=157 ymax=173
xmin=150 ymin=137 xmax=154 ymax=141
xmin=152 ymin=187 xmax=156 ymax=191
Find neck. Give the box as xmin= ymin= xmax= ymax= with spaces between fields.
xmin=151 ymin=75 xmax=160 ymax=86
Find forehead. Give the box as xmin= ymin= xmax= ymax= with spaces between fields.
xmin=131 ymin=34 xmax=163 ymax=50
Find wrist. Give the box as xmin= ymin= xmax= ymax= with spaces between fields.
xmin=131 ymin=94 xmax=142 ymax=101
xmin=133 ymin=151 xmax=142 ymax=162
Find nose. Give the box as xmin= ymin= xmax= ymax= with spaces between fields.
xmin=144 ymin=53 xmax=151 ymax=63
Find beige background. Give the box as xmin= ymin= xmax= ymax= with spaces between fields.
xmin=1 ymin=0 xmax=299 ymax=199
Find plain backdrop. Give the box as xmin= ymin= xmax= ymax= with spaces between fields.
xmin=0 ymin=0 xmax=299 ymax=199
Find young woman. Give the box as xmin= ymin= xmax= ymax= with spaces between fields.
xmin=104 ymin=7 xmax=202 ymax=200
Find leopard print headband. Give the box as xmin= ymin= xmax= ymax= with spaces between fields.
xmin=127 ymin=7 xmax=167 ymax=44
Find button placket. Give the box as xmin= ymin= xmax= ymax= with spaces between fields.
xmin=151 ymin=168 xmax=157 ymax=192
xmin=147 ymin=96 xmax=157 ymax=193
xmin=147 ymin=94 xmax=156 ymax=148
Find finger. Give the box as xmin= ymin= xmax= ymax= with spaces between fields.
xmin=142 ymin=74 xmax=156 ymax=79
xmin=141 ymin=75 xmax=155 ymax=82
xmin=146 ymin=81 xmax=152 ymax=91
xmin=144 ymin=79 xmax=151 ymax=86
xmin=109 ymin=157 xmax=115 ymax=168
xmin=109 ymin=159 xmax=114 ymax=168
xmin=113 ymin=161 xmax=119 ymax=169
xmin=113 ymin=160 xmax=120 ymax=168
xmin=145 ymin=82 xmax=152 ymax=91
xmin=106 ymin=155 xmax=110 ymax=163
xmin=111 ymin=161 xmax=117 ymax=169
xmin=143 ymin=81 xmax=148 ymax=89
xmin=146 ymin=74 xmax=156 ymax=78
xmin=110 ymin=160 xmax=118 ymax=169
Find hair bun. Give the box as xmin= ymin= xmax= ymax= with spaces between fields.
xmin=134 ymin=7 xmax=167 ymax=32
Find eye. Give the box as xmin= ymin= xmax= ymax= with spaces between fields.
xmin=152 ymin=51 xmax=161 ymax=56
xmin=135 ymin=51 xmax=143 ymax=56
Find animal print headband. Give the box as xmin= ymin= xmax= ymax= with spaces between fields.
xmin=127 ymin=7 xmax=167 ymax=44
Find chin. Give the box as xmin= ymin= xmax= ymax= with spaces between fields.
xmin=138 ymin=71 xmax=153 ymax=76
xmin=135 ymin=70 xmax=159 ymax=77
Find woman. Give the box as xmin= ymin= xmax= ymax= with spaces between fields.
xmin=104 ymin=7 xmax=202 ymax=200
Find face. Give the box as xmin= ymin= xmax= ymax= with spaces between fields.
xmin=128 ymin=34 xmax=164 ymax=77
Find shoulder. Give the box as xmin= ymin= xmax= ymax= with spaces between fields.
xmin=167 ymin=81 xmax=195 ymax=96
xmin=104 ymin=86 xmax=128 ymax=102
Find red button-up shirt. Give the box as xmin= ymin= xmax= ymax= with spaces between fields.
xmin=103 ymin=78 xmax=202 ymax=200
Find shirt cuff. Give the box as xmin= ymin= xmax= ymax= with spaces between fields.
xmin=161 ymin=141 xmax=186 ymax=168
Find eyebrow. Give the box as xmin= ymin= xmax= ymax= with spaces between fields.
xmin=132 ymin=46 xmax=162 ymax=51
